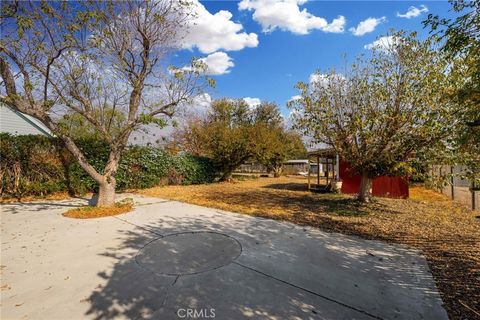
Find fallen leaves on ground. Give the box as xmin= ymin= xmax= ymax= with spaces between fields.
xmin=63 ymin=199 xmax=133 ymax=219
xmin=139 ymin=176 xmax=480 ymax=320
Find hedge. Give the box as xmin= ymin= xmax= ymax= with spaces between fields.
xmin=0 ymin=133 xmax=216 ymax=199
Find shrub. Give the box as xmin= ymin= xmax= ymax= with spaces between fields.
xmin=0 ymin=134 xmax=217 ymax=199
xmin=0 ymin=134 xmax=65 ymax=198
xmin=174 ymin=154 xmax=217 ymax=185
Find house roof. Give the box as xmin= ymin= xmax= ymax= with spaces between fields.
xmin=0 ymin=104 xmax=53 ymax=137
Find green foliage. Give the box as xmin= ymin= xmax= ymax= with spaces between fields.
xmin=424 ymin=0 xmax=480 ymax=184
xmin=0 ymin=134 xmax=66 ymax=198
xmin=251 ymin=103 xmax=307 ymax=176
xmin=177 ymin=99 xmax=256 ymax=180
xmin=0 ymin=134 xmax=216 ymax=199
xmin=57 ymin=108 xmax=127 ymax=140
xmin=253 ymin=125 xmax=306 ymax=177
xmin=173 ymin=154 xmax=217 ymax=185
xmin=407 ymin=157 xmax=430 ymax=183
xmin=1 ymin=0 xmax=212 ymax=206
xmin=424 ymin=0 xmax=479 ymax=58
xmin=290 ymin=31 xmax=452 ymax=181
xmin=175 ymin=99 xmax=306 ymax=180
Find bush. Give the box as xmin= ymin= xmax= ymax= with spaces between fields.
xmin=173 ymin=154 xmax=217 ymax=185
xmin=0 ymin=134 xmax=66 ymax=198
xmin=0 ymin=134 xmax=217 ymax=199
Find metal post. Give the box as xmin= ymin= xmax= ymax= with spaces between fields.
xmin=317 ymin=155 xmax=320 ymax=187
xmin=326 ymin=157 xmax=329 ymax=185
xmin=439 ymin=166 xmax=443 ymax=193
xmin=336 ymin=154 xmax=340 ymax=180
xmin=450 ymin=166 xmax=455 ymax=200
xmin=307 ymin=158 xmax=311 ymax=190
xmin=332 ymin=157 xmax=335 ymax=182
xmin=472 ymin=179 xmax=477 ymax=211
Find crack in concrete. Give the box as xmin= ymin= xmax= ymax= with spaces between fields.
xmin=112 ymin=216 xmax=164 ymax=237
xmin=135 ymin=200 xmax=172 ymax=207
xmin=233 ymin=261 xmax=384 ymax=320
xmin=171 ymin=275 xmax=180 ymax=286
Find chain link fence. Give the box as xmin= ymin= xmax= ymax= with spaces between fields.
xmin=430 ymin=165 xmax=479 ymax=211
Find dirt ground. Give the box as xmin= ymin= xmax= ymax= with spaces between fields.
xmin=140 ymin=175 xmax=480 ymax=320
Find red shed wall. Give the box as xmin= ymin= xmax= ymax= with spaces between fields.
xmin=339 ymin=160 xmax=409 ymax=199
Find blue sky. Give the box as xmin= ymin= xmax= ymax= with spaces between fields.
xmin=171 ymin=0 xmax=454 ymax=117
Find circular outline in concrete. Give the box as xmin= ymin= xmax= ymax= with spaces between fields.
xmin=135 ymin=231 xmax=242 ymax=276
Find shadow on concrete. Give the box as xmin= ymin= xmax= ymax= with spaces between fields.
xmin=84 ymin=207 xmax=447 ymax=320
xmin=0 ymin=201 xmax=83 ymax=214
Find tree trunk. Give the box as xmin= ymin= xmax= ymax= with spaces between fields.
xmin=273 ymin=165 xmax=282 ymax=178
xmin=358 ymin=170 xmax=373 ymax=202
xmin=219 ymin=170 xmax=232 ymax=182
xmin=95 ymin=149 xmax=122 ymax=207
xmin=96 ymin=179 xmax=116 ymax=207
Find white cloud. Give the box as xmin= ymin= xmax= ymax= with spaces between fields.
xmin=309 ymin=73 xmax=328 ymax=86
xmin=189 ymin=93 xmax=213 ymax=119
xmin=349 ymin=17 xmax=386 ymax=36
xmin=397 ymin=5 xmax=428 ymax=19
xmin=243 ymin=97 xmax=261 ymax=108
xmin=199 ymin=52 xmax=234 ymax=75
xmin=322 ymin=16 xmax=347 ymax=33
xmin=193 ymin=93 xmax=213 ymax=110
xmin=176 ymin=93 xmax=213 ymax=121
xmin=284 ymin=109 xmax=298 ymax=130
xmin=309 ymin=73 xmax=345 ymax=90
xmin=179 ymin=52 xmax=234 ymax=75
xmin=238 ymin=0 xmax=346 ymax=35
xmin=364 ymin=36 xmax=399 ymax=51
xmin=290 ymin=95 xmax=302 ymax=101
xmin=183 ymin=0 xmax=258 ymax=53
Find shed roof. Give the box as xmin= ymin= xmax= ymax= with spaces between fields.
xmin=307 ymin=148 xmax=336 ymax=157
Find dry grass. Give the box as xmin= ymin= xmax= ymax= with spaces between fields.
xmin=0 ymin=191 xmax=75 ymax=204
xmin=139 ymin=176 xmax=480 ymax=320
xmin=63 ymin=199 xmax=133 ymax=219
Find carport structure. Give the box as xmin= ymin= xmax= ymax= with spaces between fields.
xmin=307 ymin=148 xmax=409 ymax=198
xmin=307 ymin=148 xmax=339 ymax=192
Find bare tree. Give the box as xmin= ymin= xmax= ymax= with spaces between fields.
xmin=0 ymin=0 xmax=209 ymax=206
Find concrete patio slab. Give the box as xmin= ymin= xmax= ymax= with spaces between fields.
xmin=1 ymin=194 xmax=448 ymax=319
xmin=157 ymin=263 xmax=373 ymax=320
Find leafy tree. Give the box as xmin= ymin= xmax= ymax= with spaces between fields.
xmin=424 ymin=0 xmax=479 ymax=57
xmin=251 ymin=101 xmax=283 ymax=127
xmin=177 ymin=99 xmax=255 ymax=181
xmin=254 ymin=127 xmax=306 ymax=177
xmin=290 ymin=32 xmax=452 ymax=202
xmin=252 ymin=104 xmax=306 ymax=176
xmin=175 ymin=99 xmax=305 ymax=180
xmin=0 ymin=0 xmax=209 ymax=206
xmin=424 ymin=0 xmax=480 ymax=185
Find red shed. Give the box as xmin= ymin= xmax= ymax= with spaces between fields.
xmin=339 ymin=160 xmax=409 ymax=199
xmin=307 ymin=149 xmax=409 ymax=199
